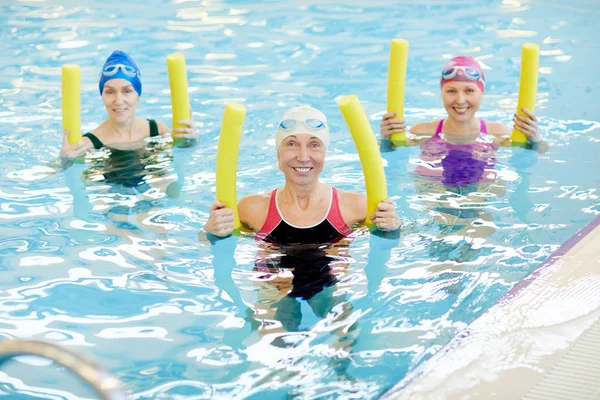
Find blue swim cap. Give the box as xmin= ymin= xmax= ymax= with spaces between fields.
xmin=99 ymin=50 xmax=142 ymax=96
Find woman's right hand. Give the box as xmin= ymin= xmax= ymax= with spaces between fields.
xmin=380 ymin=112 xmax=406 ymax=139
xmin=59 ymin=129 xmax=88 ymax=159
xmin=204 ymin=201 xmax=235 ymax=237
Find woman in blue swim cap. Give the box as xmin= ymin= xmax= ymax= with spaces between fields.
xmin=59 ymin=50 xmax=197 ymax=158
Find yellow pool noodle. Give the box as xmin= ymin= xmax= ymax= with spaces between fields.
xmin=338 ymin=94 xmax=387 ymax=226
xmin=512 ymin=43 xmax=539 ymax=143
xmin=61 ymin=64 xmax=82 ymax=145
xmin=387 ymin=38 xmax=409 ymax=143
xmin=166 ymin=53 xmax=191 ymax=138
xmin=216 ymin=102 xmax=246 ymax=231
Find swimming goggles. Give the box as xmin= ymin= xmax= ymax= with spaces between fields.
xmin=441 ymin=66 xmax=485 ymax=86
xmin=101 ymin=63 xmax=140 ymax=78
xmin=278 ymin=118 xmax=327 ymax=131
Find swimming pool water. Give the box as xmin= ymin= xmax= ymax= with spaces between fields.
xmin=1 ymin=0 xmax=599 ymax=398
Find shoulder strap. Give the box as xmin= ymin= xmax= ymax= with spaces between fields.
xmin=147 ymin=119 xmax=159 ymax=137
xmin=479 ymin=119 xmax=487 ymax=134
xmin=256 ymin=190 xmax=282 ymax=238
xmin=326 ymin=188 xmax=353 ymax=236
xmin=82 ymin=132 xmax=103 ymax=149
xmin=435 ymin=119 xmax=444 ymax=135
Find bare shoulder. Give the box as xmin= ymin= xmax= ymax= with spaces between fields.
xmin=409 ymin=120 xmax=439 ymax=136
xmin=239 ymin=192 xmax=272 ymax=231
xmin=486 ymin=121 xmax=511 ymax=137
xmin=337 ymin=189 xmax=367 ymax=226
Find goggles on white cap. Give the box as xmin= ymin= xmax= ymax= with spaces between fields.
xmin=275 ymin=106 xmax=330 ymax=151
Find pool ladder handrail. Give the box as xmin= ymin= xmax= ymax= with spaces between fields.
xmin=0 ymin=339 xmax=128 ymax=400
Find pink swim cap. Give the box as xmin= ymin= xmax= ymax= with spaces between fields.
xmin=440 ymin=55 xmax=485 ymax=93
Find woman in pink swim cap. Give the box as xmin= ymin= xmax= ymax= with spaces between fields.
xmin=380 ymin=55 xmax=544 ymax=149
xmin=379 ymin=55 xmax=545 ymax=259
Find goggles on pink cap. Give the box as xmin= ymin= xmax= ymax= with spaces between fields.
xmin=440 ymin=56 xmax=486 ymax=93
xmin=441 ymin=66 xmax=485 ymax=87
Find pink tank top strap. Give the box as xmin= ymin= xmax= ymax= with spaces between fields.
xmin=326 ymin=188 xmax=353 ymax=236
xmin=256 ymin=189 xmax=282 ymax=239
xmin=434 ymin=119 xmax=444 ymax=136
xmin=480 ymin=119 xmax=487 ymax=134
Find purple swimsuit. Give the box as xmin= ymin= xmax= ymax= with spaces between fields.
xmin=414 ymin=119 xmax=499 ymax=187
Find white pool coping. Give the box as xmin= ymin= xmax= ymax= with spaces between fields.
xmin=382 ymin=215 xmax=600 ymax=400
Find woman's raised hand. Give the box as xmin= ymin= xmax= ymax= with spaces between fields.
xmin=59 ymin=129 xmax=88 ymax=159
xmin=380 ymin=112 xmax=406 ymax=140
xmin=173 ymin=108 xmax=198 ymax=139
xmin=204 ymin=201 xmax=235 ymax=237
xmin=513 ymin=108 xmax=541 ymax=143
xmin=370 ymin=197 xmax=402 ymax=232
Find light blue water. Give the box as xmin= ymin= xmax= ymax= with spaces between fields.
xmin=1 ymin=0 xmax=599 ymax=398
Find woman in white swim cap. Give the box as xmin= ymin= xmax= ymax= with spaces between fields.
xmin=204 ymin=105 xmax=402 ymax=244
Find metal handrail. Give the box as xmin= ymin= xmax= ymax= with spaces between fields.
xmin=0 ymin=340 xmax=128 ymax=400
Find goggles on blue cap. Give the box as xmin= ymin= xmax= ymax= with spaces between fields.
xmin=101 ymin=63 xmax=140 ymax=78
xmin=99 ymin=50 xmax=143 ymax=96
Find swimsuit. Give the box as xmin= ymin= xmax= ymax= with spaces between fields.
xmin=83 ymin=119 xmax=159 ymax=149
xmin=414 ymin=119 xmax=499 ymax=187
xmin=83 ymin=119 xmax=160 ymax=187
xmin=256 ymin=187 xmax=353 ymax=245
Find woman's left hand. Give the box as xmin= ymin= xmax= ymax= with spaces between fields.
xmin=513 ymin=108 xmax=541 ymax=143
xmin=173 ymin=119 xmax=197 ymax=139
xmin=59 ymin=128 xmax=89 ymax=159
xmin=370 ymin=197 xmax=402 ymax=231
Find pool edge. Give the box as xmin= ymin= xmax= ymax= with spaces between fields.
xmin=381 ymin=215 xmax=600 ymax=399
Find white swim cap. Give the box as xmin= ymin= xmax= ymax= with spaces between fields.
xmin=275 ymin=105 xmax=330 ymax=151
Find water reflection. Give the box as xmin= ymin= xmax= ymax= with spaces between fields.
xmin=507 ymin=147 xmax=539 ymax=224
xmin=404 ymin=135 xmax=537 ymax=263
xmin=252 ymin=239 xmax=354 ymax=334
xmin=62 ymin=137 xmax=187 ymax=235
xmin=207 ymin=230 xmax=398 ymax=389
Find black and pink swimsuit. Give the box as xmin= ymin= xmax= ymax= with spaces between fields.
xmin=255 ymin=188 xmax=353 ymax=245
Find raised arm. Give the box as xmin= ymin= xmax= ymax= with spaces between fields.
xmin=238 ymin=193 xmax=270 ymax=231
xmin=338 ymin=190 xmax=368 ymax=228
xmin=380 ymin=113 xmax=438 ymax=147
xmin=204 ymin=200 xmax=235 ymax=237
xmin=170 ymin=107 xmax=198 ymax=141
xmin=59 ymin=128 xmax=94 ymax=160
xmin=488 ymin=108 xmax=548 ymax=152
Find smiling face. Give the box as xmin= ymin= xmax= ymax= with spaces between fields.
xmin=101 ymin=78 xmax=139 ymax=124
xmin=278 ymin=134 xmax=326 ymax=186
xmin=441 ymin=81 xmax=483 ymax=123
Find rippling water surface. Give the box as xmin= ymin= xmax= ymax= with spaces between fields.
xmin=1 ymin=0 xmax=599 ymax=398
